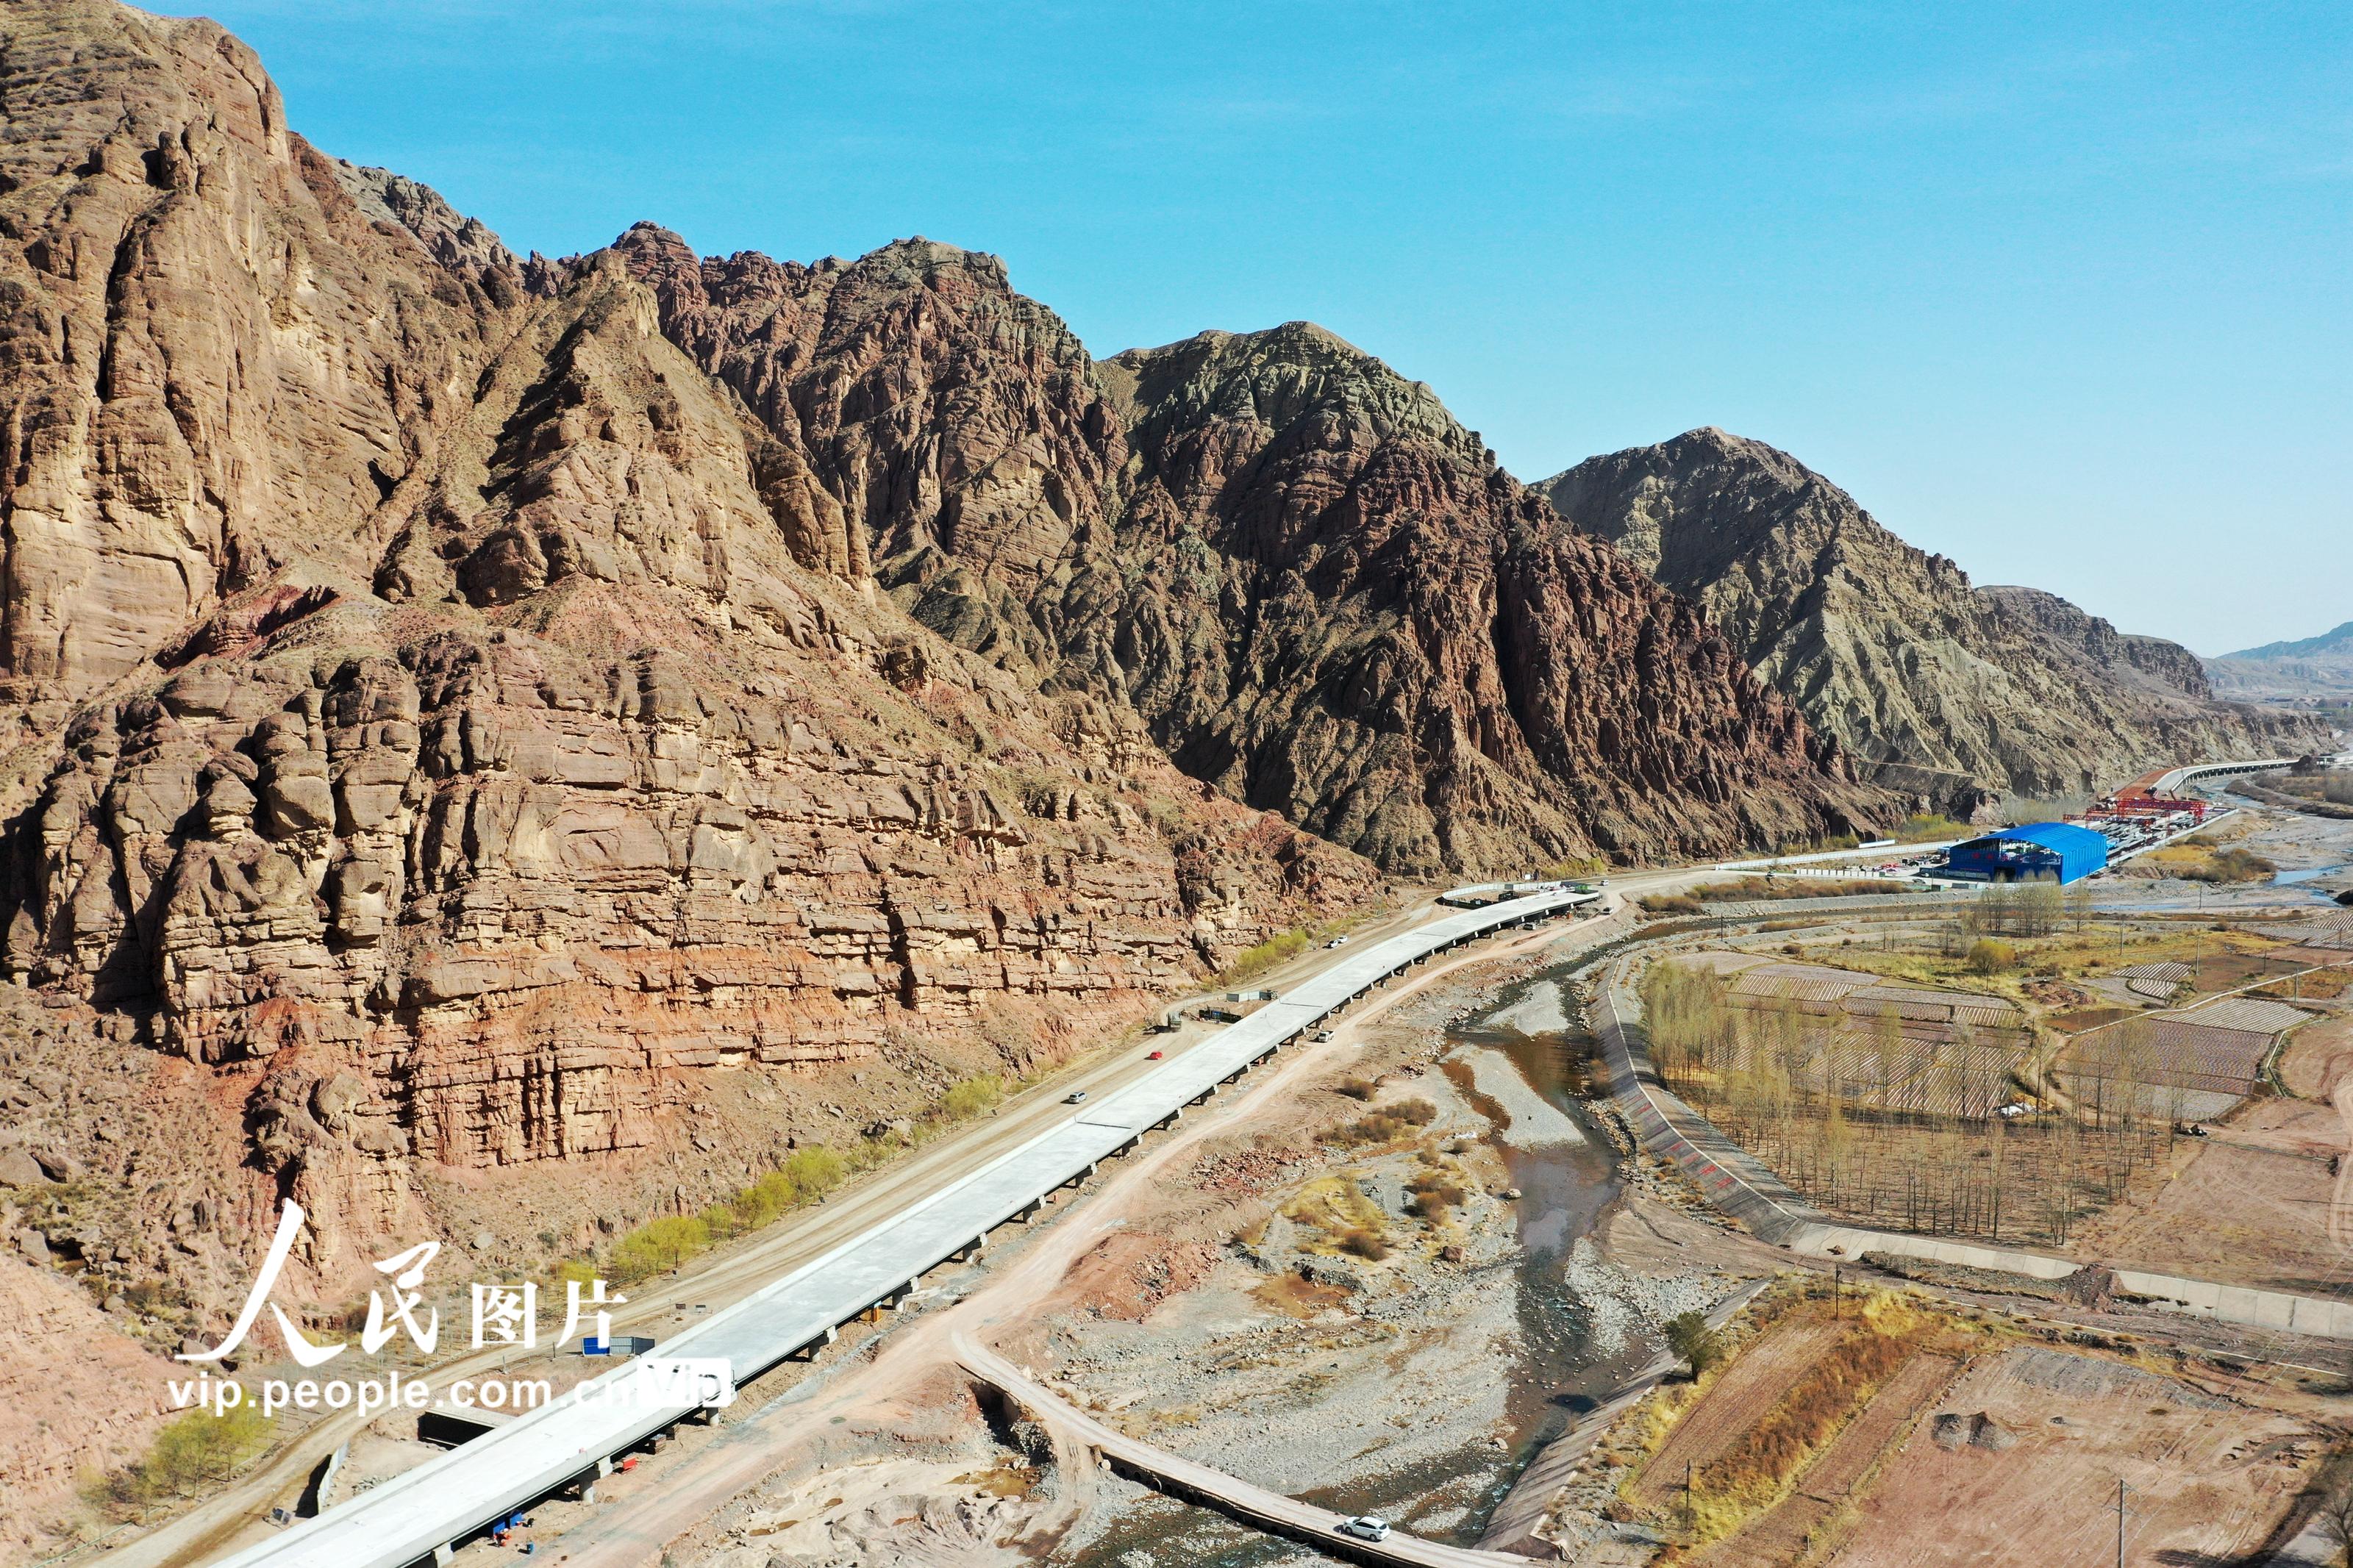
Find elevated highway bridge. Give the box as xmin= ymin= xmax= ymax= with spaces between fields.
xmin=208 ymin=885 xmax=1599 ymax=1568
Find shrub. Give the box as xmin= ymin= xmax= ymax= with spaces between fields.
xmin=1638 ymin=892 xmax=1704 ymax=915
xmin=1220 ymin=928 xmax=1312 ymax=985
xmin=1326 ymin=1100 xmax=1437 ymax=1146
xmin=729 ymin=1170 xmax=798 ymax=1229
xmin=96 ymin=1403 xmax=273 ymax=1507
xmin=609 ymin=1215 xmax=711 ymax=1284
xmin=1665 ymin=1310 xmax=1721 ymax=1379
xmin=1965 ymin=938 xmax=2018 ymax=974
xmin=1407 ymin=1174 xmax=1466 ymax=1220
xmin=1337 ymin=1228 xmax=1390 ymax=1261
xmin=1335 ymin=1078 xmax=1377 ymax=1101
xmin=940 ymin=1074 xmax=1006 ymax=1120
xmin=782 ymin=1145 xmax=848 ymax=1199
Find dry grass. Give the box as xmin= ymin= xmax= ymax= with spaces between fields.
xmin=1696 ymin=1299 xmax=1934 ymax=1509
xmin=1279 ymin=1174 xmax=1389 ymax=1255
xmin=1251 ymin=1273 xmax=1356 ymax=1318
xmin=1324 ymin=1097 xmax=1438 ymax=1146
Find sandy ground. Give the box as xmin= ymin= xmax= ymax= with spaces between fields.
xmin=2066 ymin=1092 xmax=2353 ymax=1296
xmin=1829 ymin=1344 xmax=2324 ymax=1568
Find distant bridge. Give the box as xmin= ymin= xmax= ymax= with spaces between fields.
xmin=953 ymin=1335 xmax=1530 ymax=1567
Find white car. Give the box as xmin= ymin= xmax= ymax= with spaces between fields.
xmin=1335 ymin=1515 xmax=1390 ymax=1542
xmin=1326 ymin=937 xmax=1350 ymax=948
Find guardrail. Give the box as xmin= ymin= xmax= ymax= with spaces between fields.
xmin=210 ymin=887 xmax=1599 ymax=1568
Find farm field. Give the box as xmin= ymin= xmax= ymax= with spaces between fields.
xmin=1827 ymin=1345 xmax=2323 ymax=1568
xmin=2062 ymin=1092 xmax=2352 ymax=1296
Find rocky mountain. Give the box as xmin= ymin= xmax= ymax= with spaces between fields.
xmin=621 ymin=253 xmax=1880 ymax=877
xmin=1543 ymin=429 xmax=2332 ymax=811
xmin=2208 ymin=620 xmax=2353 ymax=700
xmin=0 ymin=9 xmax=1909 ymax=1528
xmin=1071 ymin=327 xmax=1876 ymax=873
xmin=0 ymin=0 xmax=1379 ymax=1366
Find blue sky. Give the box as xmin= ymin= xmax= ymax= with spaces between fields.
xmin=190 ymin=1 xmax=2346 ymax=655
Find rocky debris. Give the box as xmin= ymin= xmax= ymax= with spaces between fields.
xmin=2056 ymin=1263 xmax=2120 ymax=1310
xmin=0 ymin=1253 xmax=175 ymax=1553
xmin=1564 ymin=1236 xmax=1725 ymax=1358
xmin=1546 ymin=428 xmax=2332 ymax=812
xmin=1930 ymin=1410 xmax=2015 ymax=1452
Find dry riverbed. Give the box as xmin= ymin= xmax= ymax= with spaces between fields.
xmin=640 ymin=935 xmax=1743 ymax=1568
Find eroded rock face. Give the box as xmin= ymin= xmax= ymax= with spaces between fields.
xmin=607 ymin=243 xmax=1889 ymax=877
xmin=613 ymin=223 xmax=1124 ymax=667
xmin=1071 ymin=326 xmax=1876 ymax=875
xmin=1546 ymin=428 xmax=2334 ymax=810
xmin=0 ymin=1 xmax=529 ymax=737
xmin=0 ymin=0 xmax=1374 ymax=1333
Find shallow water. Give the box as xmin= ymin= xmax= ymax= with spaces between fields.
xmin=1062 ymin=964 xmax=1632 ymax=1564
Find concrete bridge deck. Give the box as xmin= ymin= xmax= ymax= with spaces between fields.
xmin=953 ymin=1335 xmax=1532 ymax=1567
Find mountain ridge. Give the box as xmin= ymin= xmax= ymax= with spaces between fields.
xmin=1542 ymin=427 xmax=2331 ymax=810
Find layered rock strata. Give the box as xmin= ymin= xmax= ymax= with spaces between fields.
xmin=0 ymin=0 xmax=1370 ymax=1322
xmin=1545 ymin=428 xmax=2332 ymax=809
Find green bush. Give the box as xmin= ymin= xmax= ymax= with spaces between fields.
xmin=609 ymin=1215 xmax=711 ymax=1284
xmin=1964 ymin=938 xmax=2018 ymax=974
xmin=1220 ymin=928 xmax=1312 ymax=985
xmin=729 ymin=1170 xmax=798 ymax=1230
xmin=782 ymin=1145 xmax=848 ymax=1198
xmin=1666 ymin=1310 xmax=1721 ymax=1379
xmin=98 ymin=1403 xmax=273 ymax=1507
xmin=940 ymin=1074 xmax=1006 ymax=1120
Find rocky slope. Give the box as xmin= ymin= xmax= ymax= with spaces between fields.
xmin=1073 ymin=328 xmax=1877 ymax=874
xmin=2209 ymin=620 xmax=2353 ymax=700
xmin=622 ymin=248 xmax=1883 ymax=876
xmin=0 ymin=0 xmax=1374 ymax=1364
xmin=1543 ymin=429 xmax=2332 ymax=810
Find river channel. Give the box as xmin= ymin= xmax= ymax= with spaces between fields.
xmin=1063 ymin=959 xmax=1649 ymax=1565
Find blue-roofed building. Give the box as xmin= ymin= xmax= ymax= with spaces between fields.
xmin=1942 ymin=822 xmax=2109 ymax=885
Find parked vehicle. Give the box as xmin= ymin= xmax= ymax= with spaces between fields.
xmin=1313 ymin=1030 xmax=1333 ymax=1042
